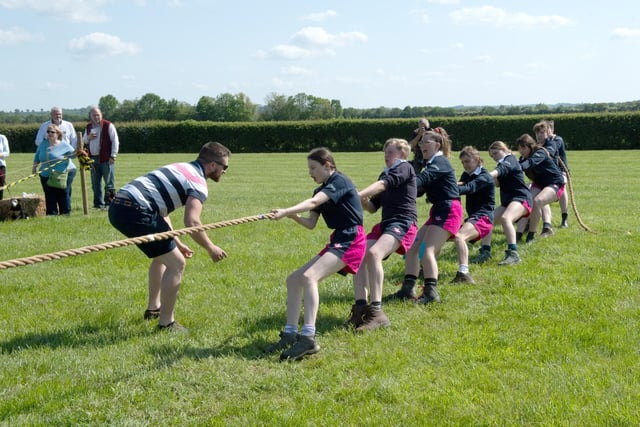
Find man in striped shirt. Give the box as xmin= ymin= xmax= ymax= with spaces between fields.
xmin=108 ymin=142 xmax=230 ymax=332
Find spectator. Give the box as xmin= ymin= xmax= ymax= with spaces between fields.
xmin=0 ymin=133 xmax=9 ymax=200
xmin=408 ymin=118 xmax=431 ymax=173
xmin=82 ymin=107 xmax=119 ymax=209
xmin=32 ymin=125 xmax=75 ymax=215
xmin=35 ymin=107 xmax=78 ymax=212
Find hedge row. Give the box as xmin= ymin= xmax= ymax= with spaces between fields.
xmin=2 ymin=112 xmax=638 ymax=154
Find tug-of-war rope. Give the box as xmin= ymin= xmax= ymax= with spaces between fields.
xmin=0 ymin=212 xmax=274 ymax=270
xmin=559 ymin=158 xmax=595 ymax=234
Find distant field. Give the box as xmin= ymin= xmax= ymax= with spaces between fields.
xmin=1 ymin=151 xmax=639 ymax=425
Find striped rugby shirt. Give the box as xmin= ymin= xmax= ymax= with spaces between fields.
xmin=119 ymin=160 xmax=208 ymax=216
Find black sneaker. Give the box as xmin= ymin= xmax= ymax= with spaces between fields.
xmin=450 ymin=271 xmax=475 ymax=284
xmin=415 ymin=284 xmax=440 ymax=304
xmin=265 ymin=331 xmax=298 ymax=353
xmin=144 ymin=309 xmax=160 ymax=320
xmin=157 ymin=321 xmax=188 ymax=333
xmin=280 ymin=335 xmax=320 ymax=361
xmin=384 ymin=283 xmax=417 ymax=301
xmin=560 ymin=220 xmax=569 ymax=229
xmin=471 ymin=249 xmax=492 ymax=264
xmin=540 ymin=227 xmax=555 ymax=238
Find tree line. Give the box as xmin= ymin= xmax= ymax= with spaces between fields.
xmin=1 ymin=92 xmax=639 ymax=124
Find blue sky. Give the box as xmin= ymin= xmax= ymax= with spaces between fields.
xmin=1 ymin=0 xmax=639 ymax=112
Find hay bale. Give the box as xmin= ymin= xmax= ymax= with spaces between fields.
xmin=0 ymin=196 xmax=46 ymax=220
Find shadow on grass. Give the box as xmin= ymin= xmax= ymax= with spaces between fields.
xmin=0 ymin=322 xmax=146 ymax=354
xmin=147 ymin=311 xmax=352 ymax=366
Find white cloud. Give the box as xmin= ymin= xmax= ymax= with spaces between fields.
xmin=302 ymin=10 xmax=338 ymax=22
xmin=450 ymin=6 xmax=573 ymax=29
xmin=68 ymin=32 xmax=140 ymax=58
xmin=256 ymin=26 xmax=367 ymax=60
xmin=611 ymin=27 xmax=640 ymax=39
xmin=0 ymin=26 xmax=41 ymax=44
xmin=0 ymin=0 xmax=110 ymax=23
xmin=292 ymin=27 xmax=367 ymax=47
xmin=121 ymin=75 xmax=136 ymax=81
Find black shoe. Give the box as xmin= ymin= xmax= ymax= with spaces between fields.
xmin=471 ymin=249 xmax=491 ymax=264
xmin=280 ymin=335 xmax=320 ymax=361
xmin=450 ymin=271 xmax=475 ymax=284
xmin=384 ymin=284 xmax=417 ymax=301
xmin=415 ymin=284 xmax=440 ymax=304
xmin=144 ymin=309 xmax=160 ymax=320
xmin=265 ymin=331 xmax=298 ymax=353
xmin=343 ymin=304 xmax=368 ymax=329
xmin=157 ymin=321 xmax=188 ymax=333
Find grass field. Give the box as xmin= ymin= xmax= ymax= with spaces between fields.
xmin=1 ymin=150 xmax=639 ymax=426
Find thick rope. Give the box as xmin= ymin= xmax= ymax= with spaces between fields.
xmin=0 ymin=212 xmax=274 ymax=270
xmin=558 ymin=158 xmax=595 ymax=233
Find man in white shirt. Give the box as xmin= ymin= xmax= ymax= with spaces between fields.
xmin=35 ymin=107 xmax=78 ymax=148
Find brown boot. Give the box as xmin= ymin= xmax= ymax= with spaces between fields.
xmin=343 ymin=304 xmax=368 ymax=329
xmin=356 ymin=305 xmax=391 ymax=332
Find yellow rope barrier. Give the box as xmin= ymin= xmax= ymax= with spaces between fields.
xmin=0 ymin=157 xmax=68 ymax=192
xmin=0 ymin=212 xmax=274 ymax=270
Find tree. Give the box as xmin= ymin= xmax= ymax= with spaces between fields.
xmin=195 ymin=96 xmax=216 ymax=121
xmin=136 ymin=93 xmax=167 ymax=121
xmin=211 ymin=92 xmax=256 ymax=122
xmin=99 ymin=94 xmax=119 ymax=119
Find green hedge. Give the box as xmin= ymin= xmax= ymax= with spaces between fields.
xmin=2 ymin=112 xmax=639 ymax=154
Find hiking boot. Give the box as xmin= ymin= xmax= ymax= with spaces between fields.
xmin=471 ymin=249 xmax=492 ymax=264
xmin=144 ymin=309 xmax=160 ymax=320
xmin=343 ymin=304 xmax=368 ymax=329
xmin=280 ymin=335 xmax=320 ymax=361
xmin=157 ymin=321 xmax=188 ymax=333
xmin=540 ymin=227 xmax=555 ymax=238
xmin=415 ymin=284 xmax=440 ymax=304
xmin=450 ymin=271 xmax=475 ymax=284
xmin=498 ymin=249 xmax=521 ymax=266
xmin=265 ymin=331 xmax=298 ymax=353
xmin=355 ymin=305 xmax=391 ymax=332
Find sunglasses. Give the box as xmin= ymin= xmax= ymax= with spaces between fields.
xmin=47 ymin=130 xmax=57 ymax=134
xmin=213 ymin=159 xmax=228 ymax=171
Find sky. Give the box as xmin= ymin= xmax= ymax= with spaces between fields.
xmin=1 ymin=0 xmax=639 ymax=112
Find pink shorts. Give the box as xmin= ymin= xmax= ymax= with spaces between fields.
xmin=319 ymin=224 xmax=366 ymax=275
xmin=425 ymin=199 xmax=463 ymax=236
xmin=469 ymin=215 xmax=493 ymax=240
xmin=367 ymin=220 xmax=418 ymax=255
xmin=531 ymin=183 xmax=565 ymax=201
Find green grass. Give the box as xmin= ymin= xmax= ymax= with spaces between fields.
xmin=1 ymin=151 xmax=639 ymax=426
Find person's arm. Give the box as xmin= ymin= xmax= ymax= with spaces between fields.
xmin=184 ymin=196 xmax=227 ymax=262
xmin=0 ymin=135 xmax=9 ymax=159
xmin=271 ymin=190 xmax=330 ymax=229
xmin=34 ymin=124 xmax=46 ymax=147
xmin=358 ymin=180 xmax=386 ymax=213
xmin=68 ymin=123 xmax=78 ymax=150
xmin=164 ymin=214 xmax=193 ymax=259
xmin=109 ymin=124 xmax=119 ymax=162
